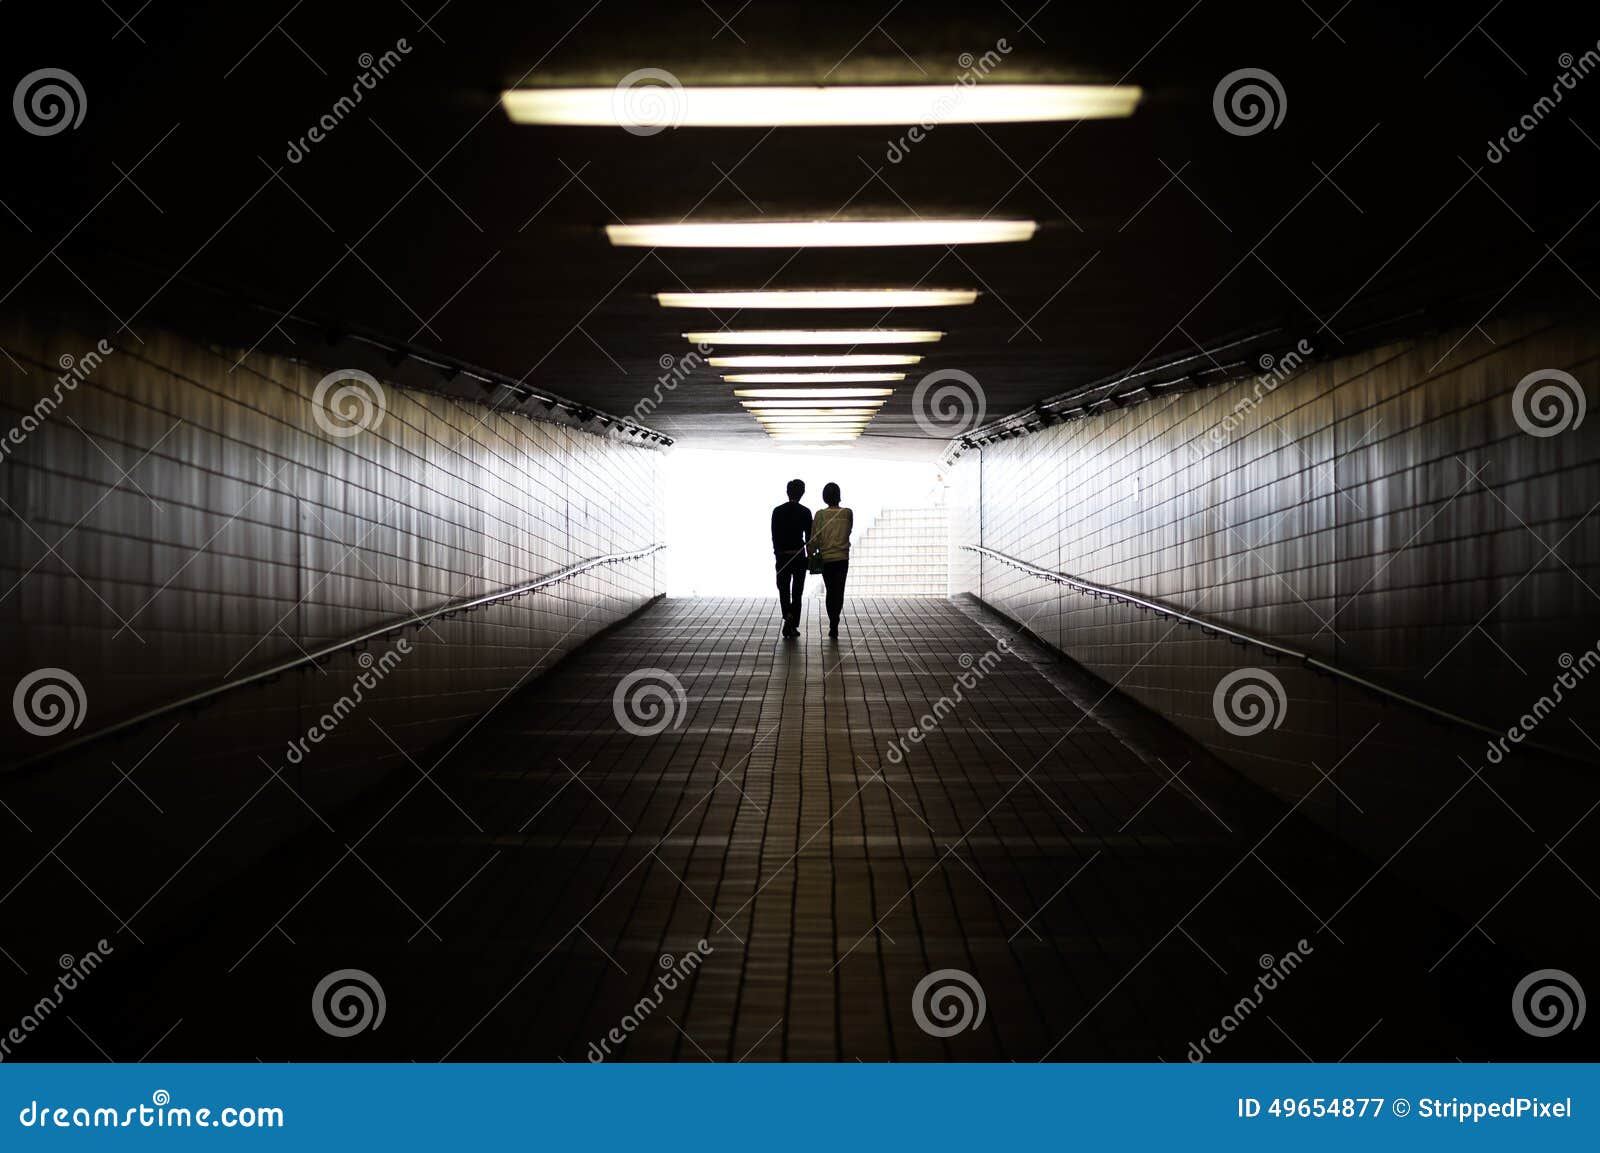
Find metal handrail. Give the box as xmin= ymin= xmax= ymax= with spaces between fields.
xmin=9 ymin=544 xmax=665 ymax=771
xmin=963 ymin=544 xmax=1592 ymax=764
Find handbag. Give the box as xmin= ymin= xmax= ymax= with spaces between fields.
xmin=807 ymin=551 xmax=825 ymax=575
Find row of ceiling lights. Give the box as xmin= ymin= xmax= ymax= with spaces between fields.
xmin=504 ymin=82 xmax=1142 ymax=447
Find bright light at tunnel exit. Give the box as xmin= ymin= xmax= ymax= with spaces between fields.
xmin=660 ymin=448 xmax=946 ymax=596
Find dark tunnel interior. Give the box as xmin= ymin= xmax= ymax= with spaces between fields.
xmin=1 ymin=0 xmax=1597 ymax=1065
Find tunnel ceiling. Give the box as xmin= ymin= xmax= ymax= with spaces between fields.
xmin=5 ymin=0 xmax=1598 ymax=460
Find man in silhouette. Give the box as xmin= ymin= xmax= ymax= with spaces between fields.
xmin=771 ymin=479 xmax=812 ymax=638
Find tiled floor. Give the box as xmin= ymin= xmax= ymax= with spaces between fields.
xmin=33 ymin=595 xmax=1538 ymax=1060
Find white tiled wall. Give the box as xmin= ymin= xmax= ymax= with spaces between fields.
xmin=0 ymin=314 xmax=663 ymax=911
xmin=950 ymin=311 xmax=1600 ymax=925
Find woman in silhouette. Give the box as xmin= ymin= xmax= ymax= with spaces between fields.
xmin=809 ymin=482 xmax=853 ymax=639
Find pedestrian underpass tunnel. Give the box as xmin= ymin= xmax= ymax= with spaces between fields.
xmin=1 ymin=0 xmax=1598 ymax=1063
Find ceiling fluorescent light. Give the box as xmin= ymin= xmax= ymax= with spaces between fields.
xmin=741 ymin=400 xmax=885 ymax=408
xmin=740 ymin=397 xmax=886 ymax=406
xmin=732 ymin=388 xmax=894 ymax=399
xmin=502 ymin=85 xmax=1142 ymax=128
xmin=742 ymin=409 xmax=883 ymax=418
xmin=766 ymin=432 xmax=862 ymax=441
xmin=608 ymin=220 xmax=1035 ymax=247
xmin=710 ymin=354 xmax=920 ymax=368
xmin=756 ymin=417 xmax=874 ymax=424
xmin=753 ymin=410 xmax=876 ymax=418
xmin=725 ymin=372 xmax=904 ymax=384
xmin=684 ymin=329 xmax=943 ymax=345
xmin=658 ymin=289 xmax=976 ymax=309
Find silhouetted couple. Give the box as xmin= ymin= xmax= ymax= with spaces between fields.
xmin=771 ymin=479 xmax=852 ymax=640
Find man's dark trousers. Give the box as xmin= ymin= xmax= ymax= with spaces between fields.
xmin=776 ymin=551 xmax=806 ymax=630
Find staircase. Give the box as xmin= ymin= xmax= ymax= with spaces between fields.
xmin=843 ymin=506 xmax=948 ymax=596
